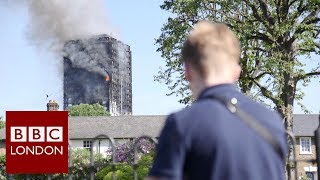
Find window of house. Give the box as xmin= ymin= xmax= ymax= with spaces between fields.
xmin=83 ymin=140 xmax=92 ymax=150
xmin=300 ymin=137 xmax=312 ymax=154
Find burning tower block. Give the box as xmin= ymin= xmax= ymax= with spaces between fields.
xmin=63 ymin=34 xmax=132 ymax=116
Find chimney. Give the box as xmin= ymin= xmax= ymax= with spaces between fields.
xmin=47 ymin=100 xmax=59 ymax=111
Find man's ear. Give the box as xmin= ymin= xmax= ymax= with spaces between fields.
xmin=185 ymin=63 xmax=192 ymax=81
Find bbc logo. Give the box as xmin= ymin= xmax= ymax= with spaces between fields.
xmin=11 ymin=126 xmax=63 ymax=142
xmin=6 ymin=111 xmax=68 ymax=174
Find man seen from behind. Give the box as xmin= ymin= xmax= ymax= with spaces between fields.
xmin=148 ymin=21 xmax=288 ymax=180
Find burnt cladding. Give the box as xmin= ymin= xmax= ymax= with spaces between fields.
xmin=63 ymin=34 xmax=132 ymax=115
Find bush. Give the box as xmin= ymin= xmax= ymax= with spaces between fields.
xmin=300 ymin=176 xmax=312 ymax=180
xmin=97 ymin=138 xmax=156 ymax=180
xmin=103 ymin=164 xmax=134 ymax=180
xmin=137 ymin=152 xmax=154 ymax=178
xmin=1 ymin=153 xmax=54 ymax=180
xmin=0 ymin=119 xmax=5 ymax=129
xmin=0 ymin=154 xmax=5 ymax=180
xmin=1 ymin=149 xmax=109 ymax=180
xmin=0 ymin=139 xmax=155 ymax=180
xmin=96 ymin=152 xmax=155 ymax=180
xmin=96 ymin=165 xmax=113 ymax=180
xmin=96 ymin=164 xmax=134 ymax=180
xmin=68 ymin=148 xmax=109 ymax=179
xmin=108 ymin=139 xmax=155 ymax=164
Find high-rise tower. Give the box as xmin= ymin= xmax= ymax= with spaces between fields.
xmin=63 ymin=35 xmax=132 ymax=115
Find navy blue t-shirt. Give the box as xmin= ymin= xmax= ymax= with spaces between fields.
xmin=149 ymin=84 xmax=287 ymax=180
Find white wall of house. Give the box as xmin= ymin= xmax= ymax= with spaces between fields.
xmin=70 ymin=139 xmax=111 ymax=154
xmin=69 ymin=139 xmax=131 ymax=155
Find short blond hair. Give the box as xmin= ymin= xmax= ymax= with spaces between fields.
xmin=182 ymin=21 xmax=240 ymax=77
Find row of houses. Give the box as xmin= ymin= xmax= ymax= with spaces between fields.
xmin=0 ymin=105 xmax=318 ymax=179
xmin=0 ymin=115 xmax=166 ymax=154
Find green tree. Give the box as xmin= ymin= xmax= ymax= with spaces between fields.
xmin=155 ymin=0 xmax=319 ymax=179
xmin=0 ymin=117 xmax=5 ymax=129
xmin=68 ymin=103 xmax=111 ymax=116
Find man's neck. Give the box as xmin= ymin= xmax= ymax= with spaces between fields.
xmin=192 ymin=78 xmax=235 ymax=99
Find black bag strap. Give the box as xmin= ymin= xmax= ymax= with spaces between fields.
xmin=209 ymin=95 xmax=286 ymax=162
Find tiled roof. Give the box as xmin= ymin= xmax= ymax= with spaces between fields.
xmin=292 ymin=114 xmax=320 ymax=136
xmin=1 ymin=114 xmax=318 ymax=140
xmin=0 ymin=115 xmax=167 ymax=140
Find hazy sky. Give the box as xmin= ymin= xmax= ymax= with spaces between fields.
xmin=0 ymin=0 xmax=318 ymax=118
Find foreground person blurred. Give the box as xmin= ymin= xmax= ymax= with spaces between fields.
xmin=148 ymin=21 xmax=287 ymax=180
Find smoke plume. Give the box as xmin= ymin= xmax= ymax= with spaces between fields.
xmin=15 ymin=0 xmax=118 ymax=51
xmin=3 ymin=0 xmax=120 ymax=107
xmin=63 ymin=36 xmax=117 ymax=77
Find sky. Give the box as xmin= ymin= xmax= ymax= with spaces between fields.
xmin=0 ymin=0 xmax=319 ymax=118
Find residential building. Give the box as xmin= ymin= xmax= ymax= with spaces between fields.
xmin=63 ymin=34 xmax=132 ymax=116
xmin=293 ymin=114 xmax=319 ymax=180
xmin=0 ymin=115 xmax=166 ymax=155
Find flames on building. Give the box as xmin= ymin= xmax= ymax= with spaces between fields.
xmin=63 ymin=34 xmax=132 ymax=116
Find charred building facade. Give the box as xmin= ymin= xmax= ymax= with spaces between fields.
xmin=63 ymin=35 xmax=132 ymax=115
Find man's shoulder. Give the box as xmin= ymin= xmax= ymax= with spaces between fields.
xmin=171 ymin=93 xmax=283 ymax=128
xmin=173 ymin=99 xmax=217 ymax=115
xmin=169 ymin=99 xmax=227 ymax=128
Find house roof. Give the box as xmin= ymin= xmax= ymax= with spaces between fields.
xmin=293 ymin=114 xmax=320 ymax=136
xmin=0 ymin=114 xmax=319 ymax=140
xmin=0 ymin=115 xmax=167 ymax=140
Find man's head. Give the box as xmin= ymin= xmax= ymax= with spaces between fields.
xmin=182 ymin=21 xmax=241 ymax=98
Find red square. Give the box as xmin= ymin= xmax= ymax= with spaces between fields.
xmin=6 ymin=111 xmax=68 ymax=174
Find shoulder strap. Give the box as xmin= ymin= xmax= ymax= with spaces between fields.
xmin=209 ymin=95 xmax=286 ymax=162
